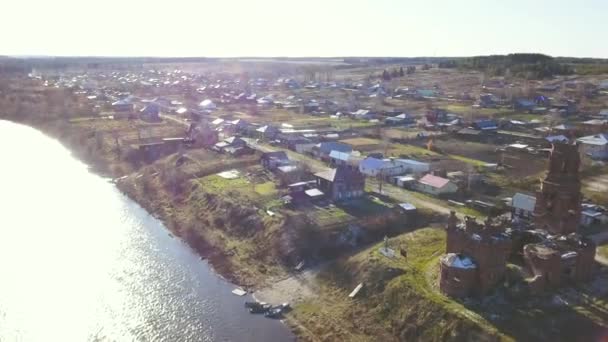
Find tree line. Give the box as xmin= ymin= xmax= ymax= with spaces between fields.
xmin=438 ymin=53 xmax=575 ymax=79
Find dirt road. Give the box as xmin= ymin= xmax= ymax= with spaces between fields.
xmin=367 ymin=178 xmax=452 ymax=215
xmin=244 ymin=139 xmax=329 ymax=173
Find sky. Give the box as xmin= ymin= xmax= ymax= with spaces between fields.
xmin=1 ymin=0 xmax=607 ymax=58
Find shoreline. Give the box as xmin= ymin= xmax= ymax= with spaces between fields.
xmin=8 ymin=117 xmax=260 ymax=287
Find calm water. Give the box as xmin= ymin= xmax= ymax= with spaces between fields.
xmin=0 ymin=120 xmax=294 ymax=341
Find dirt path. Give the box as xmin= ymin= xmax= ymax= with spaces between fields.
xmin=244 ymin=139 xmax=330 ymax=173
xmin=253 ymin=267 xmax=322 ymax=305
xmin=367 ymin=178 xmax=452 ymax=215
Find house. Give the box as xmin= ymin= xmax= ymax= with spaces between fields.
xmin=359 ymin=157 xmax=430 ymax=177
xmin=479 ymin=94 xmax=498 ymax=108
xmin=511 ymin=193 xmax=536 ymax=220
xmin=187 ymin=122 xmax=218 ymax=147
xmin=111 ymin=99 xmax=133 ymax=112
xmin=472 ymin=119 xmax=498 ymax=131
xmin=314 ymin=142 xmax=352 ymax=160
xmin=415 ymin=174 xmax=458 ymax=196
xmin=514 ymin=99 xmax=536 ymax=112
xmin=276 ymin=164 xmax=303 ymax=186
xmin=385 ymin=113 xmax=415 ymax=126
xmin=350 ymin=109 xmax=374 ymax=120
xmin=577 ymin=133 xmax=608 ymax=160
xmin=314 ymin=165 xmax=365 ymax=201
xmin=392 ymin=175 xmax=416 ymax=188
xmin=545 ymin=135 xmax=569 ymax=144
xmin=256 ymin=125 xmax=279 ymax=140
xmin=213 ymin=136 xmax=247 ymax=152
xmin=199 ymin=99 xmax=217 ymax=110
xmin=328 ymin=150 xmax=355 ymax=166
xmin=260 ymin=151 xmax=290 ymax=170
xmin=581 ymin=203 xmax=608 ymax=227
xmin=139 ymin=103 xmax=160 ymax=121
xmin=211 ymin=118 xmax=225 ymax=126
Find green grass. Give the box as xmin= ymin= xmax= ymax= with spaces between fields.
xmin=197 ymin=172 xmax=278 ymax=207
xmin=448 ymin=154 xmax=489 ymax=167
xmin=289 ymin=228 xmax=504 ymax=341
xmin=598 ymin=244 xmax=608 ymax=259
xmin=340 ymin=196 xmax=394 ymax=216
xmin=307 ymin=205 xmax=355 ymax=228
xmin=254 ymin=181 xmax=276 ymax=195
xmin=386 ymin=143 xmax=439 ymax=158
xmin=291 ymin=224 xmax=608 ymax=341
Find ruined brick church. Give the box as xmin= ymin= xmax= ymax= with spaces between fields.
xmin=440 ymin=142 xmax=596 ymax=297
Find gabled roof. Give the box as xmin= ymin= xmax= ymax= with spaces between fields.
xmin=256 ymin=125 xmax=277 ymax=133
xmin=315 ymin=168 xmax=337 ymax=181
xmin=473 ymin=119 xmax=498 ymax=130
xmin=262 ymin=151 xmax=289 ymax=161
xmin=211 ymin=118 xmax=224 ymax=125
xmin=511 ymin=193 xmax=536 ymax=212
xmin=418 ymin=174 xmax=451 ymax=189
xmin=224 ymin=136 xmax=244 ymax=144
xmin=352 ymin=109 xmax=371 ymax=116
xmin=360 ymin=157 xmax=385 ymax=170
xmin=329 ymin=150 xmax=352 ymax=161
xmin=545 ymin=135 xmax=568 ymax=143
xmin=583 ymin=119 xmax=608 ymax=126
xmin=553 ymin=123 xmax=575 ymax=130
xmin=577 ymin=133 xmax=608 ymax=146
xmin=314 ymin=165 xmax=362 ymax=183
xmin=396 ymin=159 xmax=430 ymax=166
xmin=317 ymin=141 xmax=352 ymax=154
xmin=199 ymin=99 xmax=216 ymax=109
xmin=515 ymin=98 xmax=535 ymax=107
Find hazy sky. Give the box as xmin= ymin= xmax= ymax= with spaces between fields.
xmin=2 ymin=0 xmax=607 ymax=58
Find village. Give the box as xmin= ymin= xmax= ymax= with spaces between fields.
xmin=5 ymin=57 xmax=608 ymax=340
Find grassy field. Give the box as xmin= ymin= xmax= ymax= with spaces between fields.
xmin=448 ymin=153 xmax=490 ymax=167
xmin=289 ymin=226 xmax=608 ymax=341
xmin=306 ymin=205 xmax=356 ymax=227
xmin=288 ymin=228 xmax=502 ymax=341
xmin=230 ymin=108 xmax=378 ymax=129
xmin=384 ymin=142 xmax=439 ymax=159
xmin=305 ymin=196 xmax=394 ymax=228
xmin=196 ymin=166 xmax=280 ymax=209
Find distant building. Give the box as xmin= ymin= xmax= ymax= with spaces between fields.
xmin=313 ymin=142 xmax=352 ymax=160
xmin=472 ymin=119 xmax=498 ymax=131
xmin=314 ymin=165 xmax=365 ymax=201
xmin=111 ymin=99 xmax=133 ymax=112
xmin=199 ymin=99 xmax=217 ymax=110
xmin=261 ymin=151 xmax=290 ymax=170
xmin=415 ymin=174 xmax=458 ymax=196
xmin=359 ymin=157 xmax=430 ymax=177
xmin=577 ymin=133 xmax=608 ymax=160
xmin=511 ymin=193 xmax=536 ymax=220
xmin=514 ymin=99 xmax=536 ymax=112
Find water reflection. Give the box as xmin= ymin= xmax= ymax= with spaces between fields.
xmin=0 ymin=121 xmax=293 ymax=342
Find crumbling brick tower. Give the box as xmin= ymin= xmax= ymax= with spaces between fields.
xmin=533 ymin=142 xmax=582 ymax=235
xmin=445 ymin=212 xmax=512 ymax=295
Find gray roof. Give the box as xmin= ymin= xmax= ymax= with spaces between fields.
xmin=511 ymin=193 xmax=536 ymax=212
